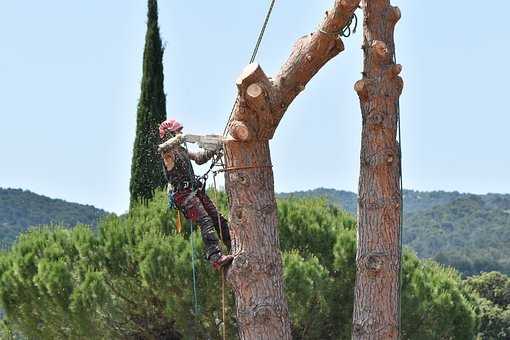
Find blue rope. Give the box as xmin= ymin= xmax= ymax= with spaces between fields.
xmin=190 ymin=220 xmax=199 ymax=315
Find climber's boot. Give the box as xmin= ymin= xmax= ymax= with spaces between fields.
xmin=210 ymin=253 xmax=234 ymax=270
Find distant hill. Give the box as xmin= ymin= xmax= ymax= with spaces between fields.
xmin=279 ymin=188 xmax=468 ymax=215
xmin=405 ymin=194 xmax=510 ymax=276
xmin=279 ymin=188 xmax=510 ymax=276
xmin=0 ymin=188 xmax=108 ymax=247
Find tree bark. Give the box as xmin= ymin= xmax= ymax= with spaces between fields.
xmin=352 ymin=1 xmax=403 ymax=339
xmin=222 ymin=1 xmax=360 ymax=339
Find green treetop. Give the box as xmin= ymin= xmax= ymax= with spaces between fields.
xmin=130 ymin=0 xmax=167 ymax=206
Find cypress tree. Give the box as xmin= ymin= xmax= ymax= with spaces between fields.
xmin=129 ymin=0 xmax=167 ymax=206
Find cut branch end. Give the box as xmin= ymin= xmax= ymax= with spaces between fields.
xmin=354 ymin=79 xmax=368 ymax=99
xmin=229 ymin=120 xmax=252 ymax=142
xmin=247 ymin=83 xmax=263 ymax=99
xmin=390 ymin=6 xmax=401 ymax=23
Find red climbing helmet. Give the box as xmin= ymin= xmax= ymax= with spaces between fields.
xmin=159 ymin=119 xmax=183 ymax=139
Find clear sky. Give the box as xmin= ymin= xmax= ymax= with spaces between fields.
xmin=1 ymin=1 xmax=509 ymax=214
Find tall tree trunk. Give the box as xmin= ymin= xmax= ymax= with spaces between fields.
xmin=352 ymin=0 xmax=403 ymax=339
xmin=222 ymin=1 xmax=360 ymax=339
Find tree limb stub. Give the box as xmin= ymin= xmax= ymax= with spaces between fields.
xmin=229 ymin=120 xmax=253 ymax=142
xmin=227 ymin=63 xmax=274 ymax=141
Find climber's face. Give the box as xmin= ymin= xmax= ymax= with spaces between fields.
xmin=162 ymin=151 xmax=174 ymax=171
xmin=163 ymin=130 xmax=175 ymax=141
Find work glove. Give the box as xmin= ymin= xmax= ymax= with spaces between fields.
xmin=158 ymin=134 xmax=184 ymax=153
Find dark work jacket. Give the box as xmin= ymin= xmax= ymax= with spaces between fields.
xmin=162 ymin=146 xmax=196 ymax=190
xmin=162 ymin=146 xmax=215 ymax=191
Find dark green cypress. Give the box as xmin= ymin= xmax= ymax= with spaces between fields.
xmin=129 ymin=0 xmax=167 ymax=206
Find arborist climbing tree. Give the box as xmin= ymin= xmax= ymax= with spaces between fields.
xmin=155 ymin=0 xmax=401 ymax=339
xmin=158 ymin=119 xmax=234 ymax=270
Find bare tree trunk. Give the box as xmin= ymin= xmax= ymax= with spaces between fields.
xmin=222 ymin=1 xmax=360 ymax=339
xmin=352 ymin=0 xmax=403 ymax=339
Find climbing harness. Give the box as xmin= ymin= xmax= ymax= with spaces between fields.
xmin=196 ymin=152 xmax=225 ymax=186
xmin=223 ymin=0 xmax=278 ymax=137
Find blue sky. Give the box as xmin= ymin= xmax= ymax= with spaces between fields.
xmin=1 ymin=1 xmax=509 ymax=214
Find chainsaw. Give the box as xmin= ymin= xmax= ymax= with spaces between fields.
xmin=158 ymin=134 xmax=224 ymax=153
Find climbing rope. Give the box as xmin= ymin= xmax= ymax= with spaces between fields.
xmin=223 ymin=0 xmax=278 ymax=137
xmin=214 ymin=164 xmax=273 ymax=175
xmin=393 ymin=49 xmax=404 ymax=339
xmin=341 ymin=13 xmax=358 ymax=37
xmin=318 ymin=11 xmax=358 ymax=37
xmin=212 ymin=173 xmax=227 ymax=340
xmin=249 ymin=0 xmax=277 ymax=64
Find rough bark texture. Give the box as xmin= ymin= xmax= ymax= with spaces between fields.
xmin=223 ymin=1 xmax=360 ymax=339
xmin=352 ymin=0 xmax=403 ymax=339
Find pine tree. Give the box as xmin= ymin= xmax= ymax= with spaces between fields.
xmin=130 ymin=0 xmax=167 ymax=206
xmin=352 ymin=1 xmax=403 ymax=338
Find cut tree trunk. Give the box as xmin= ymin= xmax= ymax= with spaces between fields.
xmin=222 ymin=1 xmax=360 ymax=339
xmin=352 ymin=0 xmax=403 ymax=339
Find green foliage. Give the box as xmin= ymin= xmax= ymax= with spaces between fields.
xmin=0 ymin=188 xmax=107 ymax=247
xmin=278 ymin=197 xmax=355 ymax=268
xmin=129 ymin=0 xmax=167 ymax=206
xmin=278 ymin=197 xmax=357 ymax=339
xmin=465 ymin=272 xmax=510 ymax=308
xmin=0 ymin=192 xmax=482 ymax=339
xmin=465 ymin=272 xmax=510 ymax=339
xmin=401 ymin=251 xmax=478 ymax=339
xmin=283 ymin=252 xmax=330 ymax=339
xmin=279 ymin=197 xmax=478 ymax=339
xmin=0 ymin=191 xmax=228 ymax=339
xmin=407 ymin=195 xmax=510 ymax=276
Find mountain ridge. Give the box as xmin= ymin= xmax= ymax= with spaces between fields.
xmin=0 ymin=187 xmax=108 ymax=246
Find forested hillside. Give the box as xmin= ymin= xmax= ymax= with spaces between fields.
xmin=279 ymin=188 xmax=510 ymax=275
xmin=406 ymin=195 xmax=510 ymax=276
xmin=0 ymin=188 xmax=108 ymax=246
